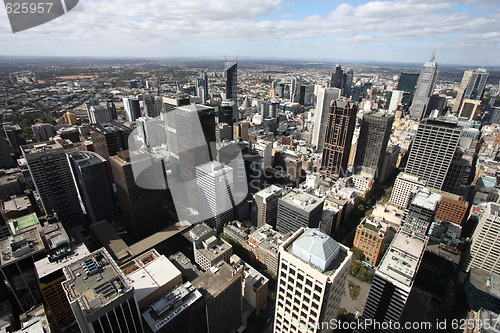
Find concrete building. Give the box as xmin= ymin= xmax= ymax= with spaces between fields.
xmin=466 ymin=202 xmax=500 ymax=276
xmin=245 ymin=224 xmax=289 ymax=276
xmin=4 ymin=124 xmax=26 ymax=156
xmin=196 ymin=161 xmax=235 ymax=234
xmin=253 ymin=185 xmax=283 ymax=227
xmin=192 ymin=261 xmax=242 ymax=333
xmin=276 ymin=190 xmax=324 ymax=235
xmin=62 ymin=248 xmax=143 ymax=333
xmin=321 ymin=99 xmax=358 ymax=179
xmin=274 ymin=228 xmax=352 ymax=333
xmin=123 ymin=97 xmax=141 ymax=122
xmin=91 ymin=122 xmax=132 ymax=161
xmin=465 ymin=268 xmax=500 ymax=314
xmin=453 ymin=68 xmax=489 ymax=113
xmin=402 ymin=188 xmax=441 ymax=234
xmin=361 ymin=229 xmax=428 ymax=330
xmin=405 ymin=120 xmax=462 ymax=191
xmin=194 ymin=233 xmax=233 ymax=271
xmin=141 ymin=281 xmax=207 ymax=333
xmin=312 ymin=87 xmax=341 ymax=150
xmin=433 ymin=189 xmax=468 ymax=226
xmin=389 ymin=172 xmax=427 ymax=209
xmin=88 ymin=106 xmax=111 ymax=125
xmin=21 ymin=141 xmax=84 ymax=228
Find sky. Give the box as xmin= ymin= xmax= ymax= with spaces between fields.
xmin=1 ymin=0 xmax=500 ymax=66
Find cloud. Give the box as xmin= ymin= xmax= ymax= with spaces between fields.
xmin=0 ymin=0 xmax=499 ymax=64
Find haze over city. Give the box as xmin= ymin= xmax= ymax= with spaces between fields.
xmin=1 ymin=0 xmax=500 ymax=66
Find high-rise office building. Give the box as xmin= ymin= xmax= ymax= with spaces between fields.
xmin=4 ymin=124 xmax=26 ymax=156
xmin=312 ymin=87 xmax=341 ymax=150
xmin=218 ymin=100 xmax=238 ymax=126
xmin=361 ymin=229 xmax=428 ymax=331
xmin=195 ymin=161 xmax=234 ymax=234
xmin=0 ymin=226 xmax=45 ymax=312
xmin=123 ymin=97 xmax=141 ymax=122
xmin=330 ymin=65 xmax=344 ymax=89
xmin=343 ymin=68 xmax=354 ymax=98
xmin=107 ymin=100 xmax=118 ymax=120
xmin=466 ymin=202 xmax=500 ymax=276
xmin=62 ymin=248 xmax=143 ymax=333
xmin=389 ymin=172 xmax=427 ymax=209
xmin=290 ymin=77 xmax=302 ymax=103
xmin=22 ymin=141 xmax=84 ymax=228
xmin=253 ymin=185 xmax=283 ymax=227
xmin=67 ymin=151 xmax=116 ymax=224
xmin=225 ymin=61 xmax=238 ymax=103
xmin=273 ymin=228 xmax=352 ymax=333
xmin=110 ymin=150 xmax=168 ymax=240
xmin=91 ymin=122 xmax=132 ymax=161
xmin=354 ymin=112 xmax=394 ymax=178
xmin=88 ymin=106 xmax=111 ymax=125
xmin=402 ymin=188 xmax=441 ymax=234
xmin=32 ymin=123 xmax=55 ymax=142
xmin=276 ymin=190 xmax=324 ymax=234
xmin=453 ymin=68 xmax=489 ymax=113
xmin=405 ymin=120 xmax=462 ymax=191
xmin=143 ymin=94 xmax=160 ymax=118
xmin=320 ymin=99 xmax=358 ymax=179
xmin=396 ymin=73 xmax=419 ymax=105
xmin=409 ymin=53 xmax=438 ymax=120
xmin=192 ymin=261 xmax=242 ymax=333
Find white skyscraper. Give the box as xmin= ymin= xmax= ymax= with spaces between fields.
xmin=274 ymin=228 xmax=352 ymax=333
xmin=409 ymin=53 xmax=438 ymax=120
xmin=196 ymin=160 xmax=235 ymax=233
xmin=466 ymin=202 xmax=500 ymax=276
xmin=312 ymin=87 xmax=341 ymax=150
xmin=361 ymin=228 xmax=427 ymax=331
xmin=122 ymin=97 xmax=141 ymax=122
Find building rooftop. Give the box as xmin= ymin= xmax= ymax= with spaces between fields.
xmin=196 ymin=237 xmax=232 ymax=262
xmin=89 ymin=220 xmax=132 ymax=264
xmin=21 ymin=141 xmax=63 ymax=156
xmin=62 ymin=248 xmax=131 ymax=315
xmin=168 ymin=251 xmax=203 ymax=281
xmin=67 ymin=150 xmax=107 ymax=167
xmin=255 ymin=185 xmax=282 ymax=200
xmin=192 ymin=261 xmax=241 ymax=298
xmin=196 ymin=160 xmax=232 ymax=176
xmin=291 ymin=228 xmax=340 ymax=272
xmin=377 ymin=229 xmax=427 ymax=288
xmin=0 ymin=226 xmax=44 ymax=267
xmin=8 ymin=212 xmax=39 ymax=233
xmin=411 ymin=188 xmax=442 ymax=211
xmin=280 ymin=190 xmax=324 ymax=212
xmin=3 ymin=196 xmax=32 ymax=214
xmin=121 ymin=250 xmax=181 ymax=304
xmin=142 ymin=282 xmax=203 ymax=333
xmin=469 ymin=268 xmax=500 ymax=299
xmin=129 ymin=221 xmax=190 ymax=256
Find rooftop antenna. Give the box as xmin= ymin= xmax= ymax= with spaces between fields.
xmin=431 ymin=48 xmax=436 ymax=61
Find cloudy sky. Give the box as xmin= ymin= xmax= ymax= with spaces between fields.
xmin=1 ymin=0 xmax=499 ymax=65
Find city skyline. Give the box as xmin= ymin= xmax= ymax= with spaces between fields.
xmin=0 ymin=0 xmax=499 ymax=66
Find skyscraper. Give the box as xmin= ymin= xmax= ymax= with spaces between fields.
xmin=273 ymin=228 xmax=352 ymax=333
xmin=405 ymin=119 xmax=462 ymax=191
xmin=225 ymin=61 xmax=238 ymax=103
xmin=67 ymin=151 xmax=116 ymax=224
xmin=22 ymin=141 xmax=84 ymax=228
xmin=109 ymin=150 xmax=168 ymax=240
xmin=361 ymin=229 xmax=428 ymax=331
xmin=142 ymin=94 xmax=160 ymax=118
xmin=122 ymin=97 xmax=141 ymax=122
xmin=195 ymin=161 xmax=234 ymax=234
xmin=320 ymin=99 xmax=358 ymax=179
xmin=453 ymin=68 xmax=489 ymax=113
xmin=465 ymin=202 xmax=500 ymax=276
xmin=0 ymin=133 xmax=14 ymax=168
xmin=4 ymin=124 xmax=26 ymax=156
xmin=91 ymin=122 xmax=132 ymax=161
xmin=32 ymin=123 xmax=55 ymax=142
xmin=290 ymin=77 xmax=302 ymax=103
xmin=88 ymin=105 xmax=111 ymax=124
xmin=396 ymin=72 xmax=419 ymax=105
xmin=62 ymin=248 xmax=143 ymax=333
xmin=353 ymin=112 xmax=394 ymax=178
xmin=311 ymin=87 xmax=341 ymax=150
xmin=409 ymin=53 xmax=438 ymax=120
xmin=330 ymin=65 xmax=344 ymax=89
xmin=253 ymin=185 xmax=283 ymax=227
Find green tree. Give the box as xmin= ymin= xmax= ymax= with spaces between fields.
xmin=351 ymin=247 xmax=365 ymax=261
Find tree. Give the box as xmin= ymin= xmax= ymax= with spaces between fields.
xmin=351 ymin=247 xmax=365 ymax=261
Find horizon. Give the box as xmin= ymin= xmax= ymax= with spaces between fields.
xmin=1 ymin=0 xmax=500 ymax=66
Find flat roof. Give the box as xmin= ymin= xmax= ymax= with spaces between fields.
xmin=89 ymin=220 xmax=131 ymax=263
xmin=255 ymin=185 xmax=282 ymax=200
xmin=280 ymin=191 xmax=324 ymax=212
xmin=377 ymin=230 xmax=427 ymax=288
xmin=0 ymin=226 xmax=44 ymax=267
xmin=129 ymin=221 xmax=190 ymax=256
xmin=35 ymin=241 xmax=90 ymax=279
xmin=469 ymin=268 xmax=500 ymax=299
xmin=192 ymin=262 xmax=240 ymax=298
xmin=196 ymin=238 xmax=232 ymax=262
xmin=168 ymin=251 xmax=203 ymax=282
xmin=21 ymin=141 xmax=63 ymax=156
xmin=9 ymin=212 xmax=39 ymax=232
xmin=124 ymin=254 xmax=181 ymax=303
xmin=62 ymin=248 xmax=131 ymax=315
